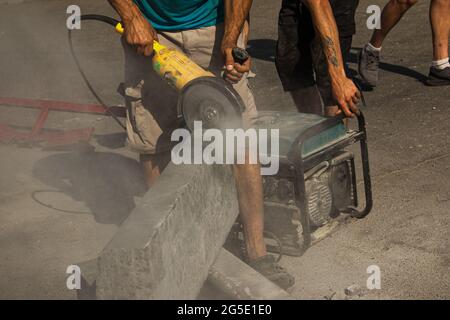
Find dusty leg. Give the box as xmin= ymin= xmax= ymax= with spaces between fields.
xmin=290 ymin=85 xmax=324 ymax=115
xmin=370 ymin=0 xmax=418 ymax=48
xmin=233 ymin=162 xmax=267 ymax=261
xmin=430 ymin=0 xmax=450 ymax=61
xmin=140 ymin=153 xmax=170 ymax=188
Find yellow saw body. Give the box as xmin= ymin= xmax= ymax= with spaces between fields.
xmin=115 ymin=22 xmax=244 ymax=130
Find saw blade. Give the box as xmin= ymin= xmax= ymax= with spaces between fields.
xmin=179 ymin=77 xmax=244 ymax=131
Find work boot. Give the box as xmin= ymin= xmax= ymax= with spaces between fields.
xmin=358 ymin=44 xmax=380 ymax=87
xmin=426 ymin=66 xmax=450 ymax=86
xmin=248 ymin=255 xmax=295 ymax=291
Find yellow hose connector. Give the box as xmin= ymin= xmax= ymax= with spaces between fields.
xmin=115 ymin=22 xmax=124 ymax=34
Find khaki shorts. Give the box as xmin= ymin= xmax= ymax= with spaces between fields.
xmin=122 ymin=24 xmax=258 ymax=155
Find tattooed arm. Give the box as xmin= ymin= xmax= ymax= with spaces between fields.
xmin=302 ymin=0 xmax=360 ymax=117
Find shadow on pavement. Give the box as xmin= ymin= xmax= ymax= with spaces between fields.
xmin=246 ymin=40 xmax=428 ymax=86
xmin=94 ymin=132 xmax=128 ymax=150
xmin=32 ymin=151 xmax=147 ymax=226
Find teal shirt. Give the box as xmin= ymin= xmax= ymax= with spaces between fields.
xmin=134 ymin=0 xmax=224 ymax=31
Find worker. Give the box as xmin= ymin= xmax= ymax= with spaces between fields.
xmin=107 ymin=0 xmax=295 ymax=290
xmin=359 ymin=0 xmax=450 ymax=87
xmin=276 ymin=0 xmax=361 ymax=117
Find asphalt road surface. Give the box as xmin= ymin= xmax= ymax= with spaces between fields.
xmin=0 ymin=0 xmax=448 ymax=299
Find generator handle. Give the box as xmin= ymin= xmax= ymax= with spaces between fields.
xmin=345 ymin=112 xmax=373 ymax=219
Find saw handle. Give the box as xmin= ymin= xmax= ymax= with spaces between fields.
xmin=232 ymin=47 xmax=250 ymax=65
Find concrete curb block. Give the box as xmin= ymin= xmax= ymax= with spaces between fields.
xmin=95 ymin=163 xmax=240 ymax=299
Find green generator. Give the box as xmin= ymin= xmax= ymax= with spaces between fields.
xmin=227 ymin=111 xmax=373 ymax=258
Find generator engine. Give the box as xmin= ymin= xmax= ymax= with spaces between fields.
xmin=264 ymin=150 xmax=356 ymax=226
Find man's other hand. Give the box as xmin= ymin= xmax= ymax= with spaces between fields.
xmin=331 ymin=77 xmax=361 ymax=117
xmin=222 ymin=43 xmax=251 ymax=84
xmin=124 ymin=15 xmax=158 ymax=56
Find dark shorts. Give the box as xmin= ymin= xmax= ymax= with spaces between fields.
xmin=276 ymin=0 xmax=360 ymax=103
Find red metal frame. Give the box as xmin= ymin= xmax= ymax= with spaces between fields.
xmin=0 ymin=97 xmax=126 ymax=147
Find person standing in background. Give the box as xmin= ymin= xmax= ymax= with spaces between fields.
xmin=276 ymin=0 xmax=361 ymax=117
xmin=359 ymin=0 xmax=450 ymax=87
